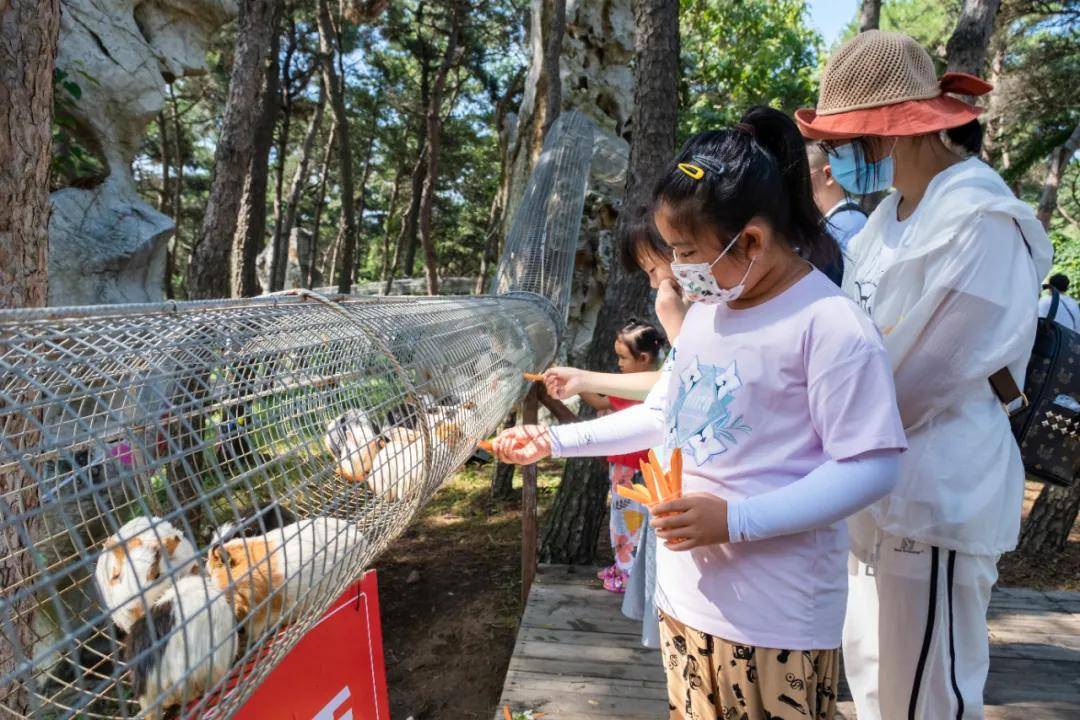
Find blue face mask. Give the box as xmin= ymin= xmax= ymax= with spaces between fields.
xmin=829 ymin=141 xmax=894 ymax=195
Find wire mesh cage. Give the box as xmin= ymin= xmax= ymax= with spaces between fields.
xmin=492 ymin=111 xmax=595 ymax=328
xmin=0 ymin=111 xmax=597 ymax=719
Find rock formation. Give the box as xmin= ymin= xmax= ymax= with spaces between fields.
xmin=48 ymin=0 xmax=237 ymax=307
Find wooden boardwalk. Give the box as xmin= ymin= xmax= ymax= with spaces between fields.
xmin=496 ymin=564 xmax=1080 ymax=719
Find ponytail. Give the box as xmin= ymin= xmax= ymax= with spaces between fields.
xmin=652 ymin=106 xmax=839 ymax=274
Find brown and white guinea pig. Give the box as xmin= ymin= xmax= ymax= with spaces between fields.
xmin=361 ymin=420 xmax=466 ymax=502
xmin=94 ymin=516 xmax=201 ymax=634
xmin=323 ymin=408 xmax=386 ymax=483
xmin=206 ymin=518 xmax=364 ymax=641
xmin=124 ymin=574 xmax=237 ymax=720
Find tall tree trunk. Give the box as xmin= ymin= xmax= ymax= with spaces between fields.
xmin=540 ymin=0 xmax=679 ymax=563
xmin=233 ymin=6 xmax=284 ymax=297
xmin=528 ymin=0 xmax=566 ymax=166
xmin=945 ymin=0 xmax=1002 ymax=76
xmin=417 ymin=13 xmax=461 ymax=295
xmin=168 ymin=84 xmax=186 ymax=298
xmin=309 ymin=121 xmax=337 ymax=288
xmin=981 ymin=38 xmax=1007 ymax=165
xmin=1036 ymin=124 xmax=1080 ymax=230
xmin=187 ymin=0 xmax=280 ymax=299
xmin=1018 ymin=482 xmax=1080 ymax=557
xmin=316 ymin=0 xmax=358 ymax=294
xmin=858 ymin=0 xmax=881 ymax=32
xmin=379 ymin=167 xmax=405 ymax=284
xmin=385 ymin=144 xmax=427 ymax=292
xmin=0 ymin=2 xmax=59 ymax=711
xmin=268 ymin=18 xmax=298 ymax=291
xmin=157 ymin=112 xmax=172 ymax=213
xmin=282 ymin=81 xmax=327 ymax=288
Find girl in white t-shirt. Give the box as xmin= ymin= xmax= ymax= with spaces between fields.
xmin=493 ymin=106 xmax=907 ymax=719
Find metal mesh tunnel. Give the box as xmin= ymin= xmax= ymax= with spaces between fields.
xmin=0 ymin=111 xmax=595 ymax=719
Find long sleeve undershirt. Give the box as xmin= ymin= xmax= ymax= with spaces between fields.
xmin=726 ymin=450 xmax=900 ymax=543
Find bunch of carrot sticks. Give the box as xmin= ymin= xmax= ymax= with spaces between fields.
xmin=615 ymin=448 xmax=683 ymax=506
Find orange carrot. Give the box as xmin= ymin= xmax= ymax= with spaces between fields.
xmin=648 ymin=449 xmax=672 ymax=499
xmin=523 ymin=372 xmax=544 ymax=382
xmin=503 ymin=706 xmax=513 ymax=720
xmin=631 ymin=483 xmax=651 ymax=498
xmin=639 ymin=459 xmax=663 ymax=504
xmin=477 ymin=439 xmax=495 ymax=453
xmin=615 ymin=485 xmax=653 ymax=504
xmin=670 ymin=447 xmax=683 ymax=497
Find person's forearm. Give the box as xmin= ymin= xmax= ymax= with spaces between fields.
xmin=548 ymin=403 xmax=664 ymax=458
xmin=726 ymin=450 xmax=900 ymax=543
xmin=576 ymin=370 xmax=660 ymax=402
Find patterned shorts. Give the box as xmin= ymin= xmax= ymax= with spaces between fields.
xmin=659 ymin=610 xmax=839 ymax=720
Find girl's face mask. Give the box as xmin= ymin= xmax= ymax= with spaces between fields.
xmin=829 ymin=140 xmax=895 ymax=195
xmin=670 ymin=232 xmax=754 ymax=305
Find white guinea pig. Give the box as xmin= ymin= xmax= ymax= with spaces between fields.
xmin=94 ymin=516 xmax=200 ymax=634
xmin=124 ymin=574 xmax=237 ymax=719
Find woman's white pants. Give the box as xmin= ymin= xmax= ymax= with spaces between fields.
xmin=843 ymin=533 xmax=998 ymax=719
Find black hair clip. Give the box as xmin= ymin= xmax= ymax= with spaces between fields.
xmin=677 ymin=154 xmax=727 ymax=181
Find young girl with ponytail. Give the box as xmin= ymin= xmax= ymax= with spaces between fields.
xmin=494 ymin=107 xmax=907 ymax=719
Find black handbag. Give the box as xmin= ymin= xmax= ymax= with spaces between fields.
xmin=993 ymin=287 xmax=1080 ymax=487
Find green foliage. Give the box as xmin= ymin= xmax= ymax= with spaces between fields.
xmin=51 ymin=67 xmax=106 ymax=189
xmin=680 ymin=0 xmax=822 ymax=138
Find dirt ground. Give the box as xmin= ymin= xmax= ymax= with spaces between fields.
xmin=997 ymin=480 xmax=1080 ymax=591
xmin=376 ymin=469 xmax=1077 ymax=720
xmin=374 ymin=458 xmax=573 ymax=720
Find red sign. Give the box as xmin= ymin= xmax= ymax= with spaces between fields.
xmin=232 ymin=571 xmax=391 ymax=720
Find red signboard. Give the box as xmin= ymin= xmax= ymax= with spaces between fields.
xmin=232 ymin=571 xmax=391 ymax=720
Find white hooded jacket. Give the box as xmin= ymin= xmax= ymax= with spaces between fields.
xmin=842 ymin=157 xmax=1054 ymax=556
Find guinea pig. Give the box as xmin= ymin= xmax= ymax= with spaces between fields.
xmin=94 ymin=516 xmax=200 ymax=634
xmin=362 ymin=419 xmax=465 ymax=502
xmin=323 ymin=408 xmax=386 ymax=483
xmin=209 ymin=501 xmax=298 ymax=548
xmin=124 ymin=574 xmax=237 ymax=719
xmin=207 ymin=518 xmax=364 ymax=641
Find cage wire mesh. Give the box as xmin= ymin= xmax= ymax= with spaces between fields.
xmin=0 ymin=111 xmax=595 ymax=719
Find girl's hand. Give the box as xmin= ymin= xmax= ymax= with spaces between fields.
xmin=492 ymin=424 xmax=553 ymax=465
xmin=542 ymin=367 xmax=589 ymax=400
xmin=656 ymin=278 xmax=689 ymax=338
xmin=650 ymin=493 xmax=729 ymax=551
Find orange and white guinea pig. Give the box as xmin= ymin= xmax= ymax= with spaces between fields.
xmin=124 ymin=574 xmax=237 ymax=719
xmin=206 ymin=517 xmax=364 ymax=641
xmin=94 ymin=516 xmax=200 ymax=634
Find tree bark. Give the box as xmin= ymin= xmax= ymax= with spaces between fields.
xmin=945 ymin=0 xmax=1002 ymax=76
xmin=316 ymin=0 xmax=359 ymax=294
xmin=157 ymin=112 xmax=172 ymax=213
xmin=540 ymin=0 xmax=679 ymax=563
xmin=378 ymin=167 xmax=405 ymax=286
xmin=1036 ymin=124 xmax=1080 ymax=230
xmin=858 ymin=0 xmax=881 ymax=32
xmin=187 ymin=0 xmax=279 ymax=299
xmin=417 ymin=10 xmax=462 ymax=295
xmin=310 ymin=121 xmax=337 ymax=288
xmin=527 ymin=0 xmax=566 ymax=167
xmin=0 ymin=1 xmax=59 ymax=710
xmin=281 ymin=80 xmax=327 ymax=288
xmin=385 ymin=144 xmax=427 ymax=292
xmin=1018 ymin=482 xmax=1080 ymax=557
xmin=268 ymin=18 xmax=298 ymax=292
xmin=233 ymin=6 xmax=284 ymax=298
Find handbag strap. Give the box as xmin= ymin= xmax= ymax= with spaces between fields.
xmin=988 ymin=219 xmax=1035 ymax=416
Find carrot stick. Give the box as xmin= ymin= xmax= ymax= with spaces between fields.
xmin=523 ymin=372 xmax=544 ymax=382
xmin=503 ymin=706 xmax=513 ymax=720
xmin=615 ymin=485 xmax=653 ymax=504
xmin=631 ymin=483 xmax=651 ymax=498
xmin=639 ymin=460 xmax=662 ymax=504
xmin=670 ymin=447 xmax=683 ymax=497
xmin=477 ymin=439 xmax=495 ymax=453
xmin=648 ymin=449 xmax=672 ymax=499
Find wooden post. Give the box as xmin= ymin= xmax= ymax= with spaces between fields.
xmin=521 ymin=384 xmax=540 ymax=604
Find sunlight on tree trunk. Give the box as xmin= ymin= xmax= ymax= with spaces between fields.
xmin=1036 ymin=124 xmax=1080 ymax=230
xmin=945 ymin=0 xmax=1002 ymax=76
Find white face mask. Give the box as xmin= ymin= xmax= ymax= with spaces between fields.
xmin=670 ymin=233 xmax=754 ymax=304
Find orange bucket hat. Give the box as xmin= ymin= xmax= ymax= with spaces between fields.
xmin=796 ymin=30 xmax=993 ymax=141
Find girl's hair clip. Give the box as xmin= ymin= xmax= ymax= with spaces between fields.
xmin=678 ymin=155 xmax=727 ymax=181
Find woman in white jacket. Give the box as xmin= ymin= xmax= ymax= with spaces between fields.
xmin=797 ymin=31 xmax=1053 ymax=719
